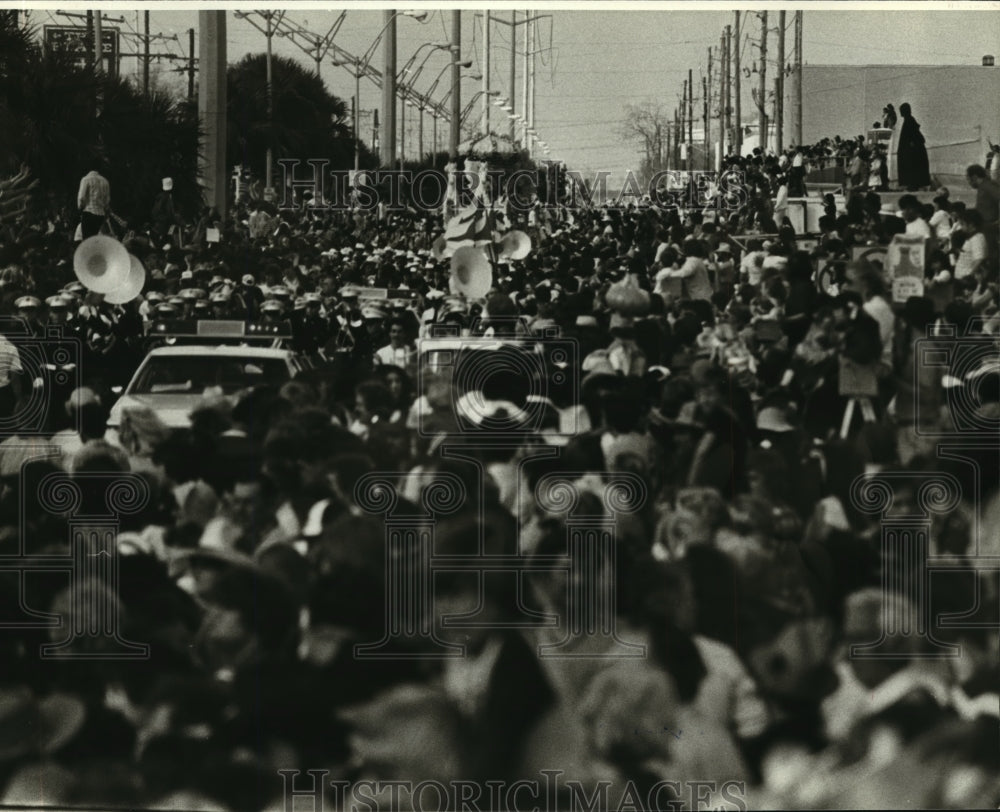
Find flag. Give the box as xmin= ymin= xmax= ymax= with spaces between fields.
xmin=443 ymin=201 xmax=495 ymax=253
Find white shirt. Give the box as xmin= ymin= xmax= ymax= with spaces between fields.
xmin=955 ymin=232 xmax=987 ymax=279
xmin=0 ymin=336 xmax=22 ymax=387
xmin=374 ymin=343 xmax=415 ymax=369
xmin=904 ymin=217 xmax=932 ymax=241
xmin=929 ymin=210 xmax=951 ymax=243
xmin=77 ymin=171 xmax=110 ymax=216
xmin=863 ymin=295 xmax=895 ymax=368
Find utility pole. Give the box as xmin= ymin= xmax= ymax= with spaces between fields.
xmin=529 ymin=13 xmax=536 ymax=157
xmin=521 ymin=9 xmax=530 ymax=150
xmin=790 ymin=11 xmax=803 ymax=147
xmin=265 ymin=24 xmax=274 ymax=192
xmin=85 ymin=11 xmax=93 ymax=72
xmin=400 ymin=96 xmax=406 ymax=165
xmin=449 ymin=10 xmax=461 ymax=159
xmin=702 ymin=75 xmax=709 ymax=171
xmin=776 ymin=10 xmax=785 ymax=153
xmin=187 ymin=28 xmax=196 ymax=100
xmin=482 ymin=12 xmax=490 ymax=138
xmin=706 ymin=47 xmax=713 ymax=169
xmin=198 ymin=11 xmax=227 ymax=218
xmin=687 ymin=68 xmax=694 ymax=155
xmin=353 ymin=69 xmax=360 ymax=174
xmin=680 ymin=80 xmax=687 ymax=170
xmin=734 ymin=12 xmax=742 ymax=156
xmin=510 ymin=11 xmax=517 ymax=142
xmin=758 ymin=11 xmax=768 ymax=154
xmin=418 ymin=103 xmax=424 ymax=160
xmin=719 ymin=31 xmax=729 ymax=160
xmin=674 ymin=107 xmax=680 ymax=168
xmin=664 ymin=119 xmax=671 ymax=172
xmin=93 ymin=10 xmax=103 ymax=74
xmin=381 ymin=11 xmax=396 ymax=169
xmin=142 ymin=11 xmax=150 ymax=96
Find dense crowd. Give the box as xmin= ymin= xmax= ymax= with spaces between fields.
xmin=0 ymin=148 xmax=996 ymax=811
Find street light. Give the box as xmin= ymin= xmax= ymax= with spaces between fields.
xmin=435 ymin=67 xmax=478 ymax=108
xmin=460 ymin=90 xmax=500 ymax=131
xmin=330 ymin=56 xmax=365 ymax=176
xmin=366 ymin=9 xmax=429 ymax=169
xmin=397 ymin=42 xmax=453 ymax=83
xmin=234 ymin=11 xmax=286 ymax=198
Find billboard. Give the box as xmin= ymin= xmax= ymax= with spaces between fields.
xmin=43 ymin=25 xmax=120 ymax=77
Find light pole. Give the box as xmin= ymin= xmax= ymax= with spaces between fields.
xmin=331 ymin=56 xmax=363 ymax=175
xmin=369 ymin=10 xmax=428 ymax=169
xmin=397 ymin=43 xmax=451 ymax=164
xmin=461 ymin=90 xmax=499 ymax=130
xmin=449 ymin=11 xmax=461 ymax=160
xmin=235 ymin=11 xmax=286 ymax=198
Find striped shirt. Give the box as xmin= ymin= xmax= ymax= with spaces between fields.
xmin=77 ymin=172 xmax=110 ymax=216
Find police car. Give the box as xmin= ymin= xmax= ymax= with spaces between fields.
xmin=107 ymin=320 xmax=309 ymax=431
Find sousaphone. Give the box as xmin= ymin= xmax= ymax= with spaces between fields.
xmin=449 ymin=246 xmax=493 ymax=300
xmin=104 ymin=254 xmax=147 ymax=305
xmin=73 ymin=235 xmax=131 ymax=294
xmin=498 ymin=229 xmax=532 ymax=261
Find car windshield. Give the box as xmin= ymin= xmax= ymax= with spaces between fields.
xmin=129 ymin=355 xmax=290 ymax=395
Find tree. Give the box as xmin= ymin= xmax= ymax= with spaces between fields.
xmin=620 ymin=103 xmax=671 ymax=185
xmin=0 ymin=13 xmax=201 ymax=224
xmin=226 ymin=53 xmax=369 ymax=180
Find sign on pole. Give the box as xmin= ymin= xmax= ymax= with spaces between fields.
xmin=43 ymin=25 xmax=120 ymax=77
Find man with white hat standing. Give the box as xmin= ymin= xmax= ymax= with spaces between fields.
xmin=151 ymin=177 xmax=180 ymax=243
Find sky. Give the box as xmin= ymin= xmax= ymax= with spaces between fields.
xmin=20 ymin=3 xmax=1000 ymax=178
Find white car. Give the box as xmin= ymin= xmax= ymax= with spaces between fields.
xmin=108 ymin=344 xmax=309 ymax=431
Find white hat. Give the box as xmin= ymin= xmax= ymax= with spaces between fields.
xmin=756 ymin=406 xmax=796 ymax=433
xmin=162 ymin=177 xmax=173 ymax=191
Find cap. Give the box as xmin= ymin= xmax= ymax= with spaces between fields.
xmin=268 ymin=286 xmax=291 ymax=300
xmin=45 ymin=295 xmax=70 ymax=309
xmin=756 ymin=406 xmax=796 ymax=433
xmin=261 ymin=300 xmax=284 ymax=314
xmin=14 ymin=296 xmax=41 ymax=310
xmin=178 ymin=288 xmax=200 ymax=301
xmin=155 ymin=303 xmax=178 ymax=317
xmin=361 ymin=304 xmax=386 ymax=321
xmin=241 ymin=274 xmax=255 ymax=286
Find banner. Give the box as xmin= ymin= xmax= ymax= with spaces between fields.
xmin=886 ymin=235 xmax=926 ymax=302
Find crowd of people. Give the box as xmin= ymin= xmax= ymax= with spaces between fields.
xmin=0 ymin=141 xmax=996 ymax=811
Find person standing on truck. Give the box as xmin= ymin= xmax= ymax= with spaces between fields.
xmin=897 ymin=103 xmax=931 ymax=191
